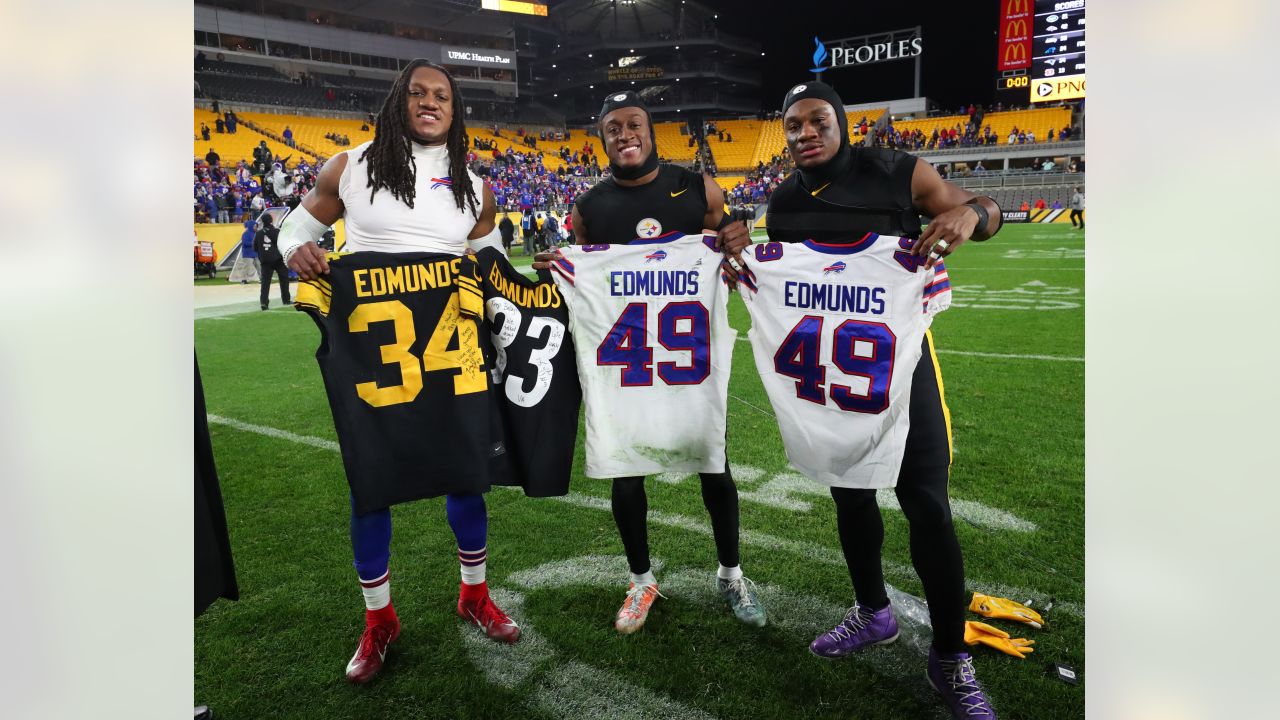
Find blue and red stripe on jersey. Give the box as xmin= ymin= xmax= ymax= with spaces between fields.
xmin=801 ymin=232 xmax=880 ymax=255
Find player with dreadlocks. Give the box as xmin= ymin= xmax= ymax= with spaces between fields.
xmin=278 ymin=59 xmax=514 ymax=685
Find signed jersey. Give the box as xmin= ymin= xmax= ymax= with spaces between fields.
xmin=549 ymin=234 xmax=734 ymax=478
xmin=295 ymin=251 xmax=499 ymax=514
xmin=739 ymin=235 xmax=951 ymax=488
xmin=476 ymin=248 xmax=580 ymax=496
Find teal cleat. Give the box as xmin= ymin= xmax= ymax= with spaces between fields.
xmin=717 ymin=576 xmax=767 ymax=627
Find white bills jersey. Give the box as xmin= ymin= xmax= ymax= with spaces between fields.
xmin=550 ymin=233 xmax=735 ymax=478
xmin=739 ymin=234 xmax=951 ymax=488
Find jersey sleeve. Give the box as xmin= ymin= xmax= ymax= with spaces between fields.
xmin=923 ymin=260 xmax=951 ymax=318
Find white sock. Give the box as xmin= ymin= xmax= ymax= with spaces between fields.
xmin=459 ymin=546 xmax=487 ymax=585
xmin=358 ymin=570 xmax=391 ymax=611
xmin=717 ymin=564 xmax=743 ymax=582
xmin=630 ymin=570 xmax=657 ymax=587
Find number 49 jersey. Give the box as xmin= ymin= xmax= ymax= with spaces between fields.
xmin=550 ymin=234 xmax=735 ymax=479
xmin=740 ymin=235 xmax=951 ymax=489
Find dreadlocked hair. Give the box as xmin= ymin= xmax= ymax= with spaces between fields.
xmin=360 ymin=59 xmax=478 ymax=216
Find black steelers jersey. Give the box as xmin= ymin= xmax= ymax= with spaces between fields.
xmin=575 ymin=164 xmax=708 ymax=244
xmin=476 ymin=248 xmax=580 ymax=497
xmin=295 ymin=251 xmax=500 ymax=514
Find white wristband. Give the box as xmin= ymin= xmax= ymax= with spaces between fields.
xmin=278 ymin=204 xmax=330 ymax=262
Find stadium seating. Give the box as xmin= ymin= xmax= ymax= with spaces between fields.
xmin=237 ymin=111 xmax=374 ymax=156
xmin=712 ymin=175 xmax=746 ymax=194
xmin=194 ymin=108 xmax=297 ymax=167
xmin=704 ymin=120 xmax=761 ymax=170
xmin=653 ymin=122 xmax=698 ymax=162
xmin=888 ymin=107 xmax=1071 ymax=146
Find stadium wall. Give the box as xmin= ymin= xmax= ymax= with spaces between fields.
xmin=194 ymin=220 xmax=348 ymax=259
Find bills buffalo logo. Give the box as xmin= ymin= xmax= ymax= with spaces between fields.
xmin=430 ymin=177 xmax=452 ymax=189
xmin=822 ymin=260 xmax=846 ymax=275
xmin=636 ymin=218 xmax=662 ymax=238
xmin=644 ymin=250 xmax=668 ymax=263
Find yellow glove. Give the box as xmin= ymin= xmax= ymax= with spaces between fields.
xmin=964 ymin=621 xmax=1035 ymax=659
xmin=969 ymin=592 xmax=1044 ymax=629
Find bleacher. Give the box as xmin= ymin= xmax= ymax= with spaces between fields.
xmin=238 ymin=111 xmax=374 ymax=156
xmin=194 ymin=108 xmax=298 ymax=166
xmin=888 ymin=107 xmax=1071 ymax=145
xmin=653 ymin=122 xmax=698 ymax=162
xmin=712 ymin=175 xmax=746 ymax=194
xmin=197 ymin=70 xmax=382 ymax=113
xmin=704 ymin=120 xmax=761 ymax=169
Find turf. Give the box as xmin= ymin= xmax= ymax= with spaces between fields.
xmin=195 ymin=222 xmax=1084 ymax=719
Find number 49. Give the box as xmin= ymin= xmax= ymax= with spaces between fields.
xmin=773 ymin=315 xmax=896 ymax=413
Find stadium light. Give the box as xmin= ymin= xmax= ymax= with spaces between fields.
xmin=588 ymin=53 xmax=593 ymax=57
xmin=552 ymin=64 xmax=557 ymax=67
xmin=590 ymin=84 xmax=594 ymax=88
xmin=553 ymin=93 xmax=558 ymax=97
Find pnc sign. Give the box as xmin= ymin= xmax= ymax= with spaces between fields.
xmin=1031 ymin=74 xmax=1086 ymax=102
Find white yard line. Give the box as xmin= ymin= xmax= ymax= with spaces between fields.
xmin=206 ymin=415 xmax=1082 ymax=618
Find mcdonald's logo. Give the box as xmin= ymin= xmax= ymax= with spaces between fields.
xmin=1004 ymin=43 xmax=1027 ymax=63
xmin=1004 ymin=18 xmax=1028 ymax=40
xmin=1005 ymin=0 xmax=1029 ymax=14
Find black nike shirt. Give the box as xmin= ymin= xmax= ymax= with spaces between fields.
xmin=575 ymin=164 xmax=708 ymax=244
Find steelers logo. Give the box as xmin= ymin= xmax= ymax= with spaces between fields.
xmin=791 ymin=84 xmax=807 ymax=95
xmin=636 ymin=218 xmax=662 ymax=238
xmin=613 ymin=93 xmax=628 ymax=102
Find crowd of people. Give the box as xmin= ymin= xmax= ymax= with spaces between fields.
xmin=194 ymin=148 xmax=320 ymax=223
xmin=470 ymin=147 xmax=596 ymax=215
xmin=723 ymin=153 xmax=793 ymax=208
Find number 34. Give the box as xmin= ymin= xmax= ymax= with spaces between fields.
xmin=348 ymin=296 xmax=486 ymax=408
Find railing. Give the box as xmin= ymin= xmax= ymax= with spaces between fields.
xmin=912 ymin=139 xmax=1085 ymax=159
xmin=951 ymin=171 xmax=1085 ymax=189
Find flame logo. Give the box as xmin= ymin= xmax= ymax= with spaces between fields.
xmin=810 ymin=37 xmax=829 ymax=74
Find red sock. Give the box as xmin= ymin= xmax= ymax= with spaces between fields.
xmin=365 ymin=603 xmax=398 ymax=628
xmin=459 ymin=580 xmax=489 ymax=603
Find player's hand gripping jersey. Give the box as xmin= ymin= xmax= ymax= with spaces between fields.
xmin=295 ymin=252 xmax=499 ymax=513
xmin=549 ymin=234 xmax=735 ymax=478
xmin=739 ymin=235 xmax=951 ymax=488
xmin=475 ymin=247 xmax=580 ymax=496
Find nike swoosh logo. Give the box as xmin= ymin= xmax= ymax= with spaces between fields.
xmin=670 ymin=189 xmax=687 ymax=197
xmin=810 ymin=182 xmax=831 ymax=197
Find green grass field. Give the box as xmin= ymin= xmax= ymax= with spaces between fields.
xmin=194 ymin=222 xmax=1084 ymax=719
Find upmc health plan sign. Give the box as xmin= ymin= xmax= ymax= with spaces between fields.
xmin=442 ymin=46 xmax=516 ymax=69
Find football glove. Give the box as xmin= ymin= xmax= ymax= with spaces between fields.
xmin=964 ymin=621 xmax=1035 ymax=659
xmin=970 ymin=592 xmax=1044 ymax=629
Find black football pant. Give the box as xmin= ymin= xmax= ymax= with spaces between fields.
xmin=260 ymin=259 xmax=290 ymax=308
xmin=830 ymin=334 xmax=967 ymax=654
xmin=1070 ymin=209 xmax=1084 ymax=228
xmin=612 ymin=464 xmax=740 ymax=576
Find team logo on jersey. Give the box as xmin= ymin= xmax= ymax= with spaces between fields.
xmin=644 ymin=249 xmax=668 ymax=263
xmin=636 ymin=218 xmax=663 ymax=238
xmin=430 ymin=177 xmax=452 ymax=189
xmin=822 ymin=260 xmax=847 ymax=275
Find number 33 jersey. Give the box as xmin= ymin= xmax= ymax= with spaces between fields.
xmin=740 ymin=235 xmax=951 ymax=489
xmin=295 ymin=252 xmax=497 ymax=514
xmin=550 ymin=234 xmax=735 ymax=479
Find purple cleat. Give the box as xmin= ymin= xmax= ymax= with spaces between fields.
xmin=927 ymin=647 xmax=998 ymax=719
xmin=809 ymin=603 xmax=900 ymax=659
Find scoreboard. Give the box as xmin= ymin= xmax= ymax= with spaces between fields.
xmin=480 ymin=0 xmax=548 ymax=16
xmin=995 ymin=0 xmax=1085 ymax=103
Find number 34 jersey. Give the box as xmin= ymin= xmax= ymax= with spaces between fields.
xmin=295 ymin=251 xmax=497 ymax=514
xmin=550 ymin=234 xmax=735 ymax=479
xmin=740 ymin=235 xmax=951 ymax=489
